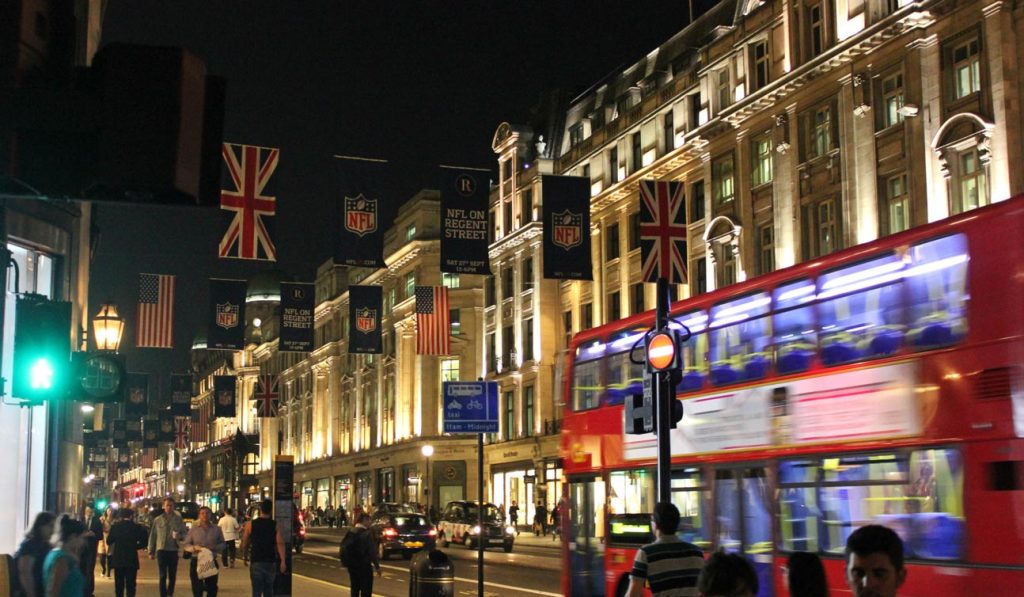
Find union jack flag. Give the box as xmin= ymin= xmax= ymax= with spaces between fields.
xmin=219 ymin=143 xmax=279 ymax=261
xmin=639 ymin=180 xmax=688 ymax=284
xmin=173 ymin=417 xmax=190 ymax=450
xmin=254 ymin=374 xmax=280 ymax=418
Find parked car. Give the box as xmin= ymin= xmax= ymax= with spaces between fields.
xmin=369 ymin=510 xmax=436 ymax=559
xmin=436 ymin=500 xmax=514 ymax=552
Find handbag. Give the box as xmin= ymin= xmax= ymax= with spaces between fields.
xmin=195 ymin=548 xmax=219 ymax=579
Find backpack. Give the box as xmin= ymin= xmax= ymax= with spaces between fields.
xmin=339 ymin=527 xmax=370 ymax=568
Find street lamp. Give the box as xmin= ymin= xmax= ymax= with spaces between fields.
xmin=421 ymin=444 xmax=434 ymax=514
xmin=92 ymin=304 xmax=125 ymax=352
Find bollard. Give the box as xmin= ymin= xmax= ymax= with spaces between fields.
xmin=408 ymin=549 xmax=455 ymax=597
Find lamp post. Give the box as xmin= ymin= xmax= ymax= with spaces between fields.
xmin=92 ymin=304 xmax=125 ymax=352
xmin=421 ymin=444 xmax=434 ymax=515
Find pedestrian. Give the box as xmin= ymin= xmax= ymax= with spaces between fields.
xmin=326 ymin=505 xmax=336 ymax=528
xmin=13 ymin=511 xmax=55 ymax=597
xmin=626 ymin=502 xmax=704 ymax=597
xmin=81 ymin=504 xmax=104 ymax=596
xmin=216 ymin=508 xmax=240 ymax=568
xmin=696 ymin=551 xmax=758 ymax=597
xmin=534 ymin=502 xmax=547 ymax=536
xmin=549 ymin=502 xmax=561 ymax=540
xmin=240 ymin=500 xmax=288 ymax=597
xmin=183 ymin=506 xmax=226 ymax=597
xmin=106 ymin=508 xmax=148 ymax=597
xmin=788 ymin=551 xmax=829 ymax=597
xmin=42 ymin=515 xmax=86 ymax=597
xmin=508 ymin=501 xmax=519 ymax=535
xmin=99 ymin=506 xmax=114 ymax=578
xmin=148 ymin=497 xmax=189 ymax=597
xmin=337 ymin=504 xmax=348 ymax=527
xmin=316 ymin=506 xmax=325 ymax=527
xmin=339 ymin=513 xmax=381 ymax=597
xmin=845 ymin=525 xmax=906 ymax=597
xmin=498 ymin=503 xmax=506 ymax=524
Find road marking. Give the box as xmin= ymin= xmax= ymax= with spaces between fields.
xmin=292 ymin=572 xmax=350 ymax=593
xmin=299 ymin=550 xmax=560 ymax=596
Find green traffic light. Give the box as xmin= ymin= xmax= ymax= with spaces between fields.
xmin=30 ymin=358 xmax=55 ymax=389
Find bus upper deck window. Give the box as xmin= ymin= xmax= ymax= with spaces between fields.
xmin=674 ymin=311 xmax=709 ymax=393
xmin=817 ymin=253 xmax=905 ymax=366
xmin=571 ymin=340 xmax=606 ymax=411
xmin=709 ymin=293 xmax=772 ymax=386
xmin=605 ymin=328 xmax=647 ymax=406
xmin=773 ymin=280 xmax=817 ymax=375
xmin=905 ymin=234 xmax=968 ymax=349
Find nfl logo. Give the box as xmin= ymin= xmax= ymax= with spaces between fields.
xmin=129 ymin=388 xmax=144 ymax=403
xmin=218 ymin=390 xmax=233 ymax=406
xmin=345 ymin=195 xmax=378 ymax=237
xmin=552 ymin=210 xmax=583 ymax=250
xmin=216 ymin=302 xmax=239 ymax=329
xmin=356 ymin=307 xmax=377 ymax=333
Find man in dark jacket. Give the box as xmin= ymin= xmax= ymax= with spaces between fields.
xmin=82 ymin=505 xmax=105 ymax=596
xmin=106 ymin=509 xmax=149 ymax=597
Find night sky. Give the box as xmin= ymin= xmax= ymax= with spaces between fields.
xmin=91 ymin=1 xmax=703 ymax=395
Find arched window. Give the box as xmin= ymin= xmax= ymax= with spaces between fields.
xmin=933 ymin=113 xmax=994 ymax=215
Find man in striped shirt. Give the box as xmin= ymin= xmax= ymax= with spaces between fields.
xmin=627 ymin=502 xmax=704 ymax=597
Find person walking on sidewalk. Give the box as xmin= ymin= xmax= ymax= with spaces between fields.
xmin=183 ymin=506 xmax=226 ymax=597
xmin=340 ymin=513 xmax=381 ymax=597
xmin=508 ymin=501 xmax=519 ymax=535
xmin=241 ymin=500 xmax=287 ymax=597
xmin=43 ymin=515 xmax=86 ymax=597
xmin=216 ymin=508 xmax=240 ymax=568
xmin=106 ymin=508 xmax=148 ymax=597
xmin=82 ymin=505 xmax=104 ymax=597
xmin=534 ymin=502 xmax=548 ymax=536
xmin=626 ymin=502 xmax=704 ymax=597
xmin=149 ymin=497 xmax=188 ymax=597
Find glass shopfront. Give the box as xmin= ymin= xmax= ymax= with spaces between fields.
xmin=334 ymin=475 xmax=351 ymax=510
xmin=316 ymin=477 xmax=330 ymax=508
xmin=402 ymin=463 xmax=421 ymax=505
xmin=491 ymin=462 xmax=537 ymax=528
xmin=356 ymin=471 xmax=372 ymax=509
xmin=377 ymin=467 xmax=396 ymax=504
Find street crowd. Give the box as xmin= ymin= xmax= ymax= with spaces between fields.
xmin=10 ymin=497 xmax=285 ymax=597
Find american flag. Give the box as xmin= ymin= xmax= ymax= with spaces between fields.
xmin=219 ymin=143 xmax=279 ymax=261
xmin=639 ymin=180 xmax=688 ymax=284
xmin=191 ymin=403 xmax=209 ymax=445
xmin=173 ymin=417 xmax=190 ymax=450
xmin=136 ymin=274 xmax=175 ymax=348
xmin=139 ymin=448 xmax=155 ymax=469
xmin=415 ymin=286 xmax=450 ymax=355
xmin=254 ymin=374 xmax=280 ymax=418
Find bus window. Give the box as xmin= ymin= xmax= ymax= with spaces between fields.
xmin=715 ymin=467 xmax=774 ymax=596
xmin=818 ymin=453 xmax=908 ymax=554
xmin=817 ymin=254 xmax=905 ymax=366
xmin=715 ymin=469 xmax=742 ymax=552
xmin=905 ymin=234 xmax=969 ymax=349
xmin=709 ymin=293 xmax=772 ymax=386
xmin=571 ymin=340 xmax=605 ymax=411
xmin=814 ymin=450 xmax=964 ymax=561
xmin=778 ymin=460 xmax=821 ymax=552
xmin=606 ymin=328 xmax=647 ymax=406
xmin=773 ymin=280 xmax=817 ymax=375
xmin=672 ymin=467 xmax=711 ymax=550
xmin=609 ymin=469 xmax=655 ymax=515
xmin=675 ymin=311 xmax=709 ymax=393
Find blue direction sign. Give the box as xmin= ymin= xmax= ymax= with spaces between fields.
xmin=443 ymin=381 xmax=499 ymax=434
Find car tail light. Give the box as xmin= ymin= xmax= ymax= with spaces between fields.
xmin=384 ymin=528 xmax=398 ymax=539
xmin=299 ymin=528 xmax=306 ymax=536
xmin=428 ymin=528 xmax=437 ymax=537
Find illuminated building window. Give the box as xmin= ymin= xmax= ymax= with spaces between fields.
xmin=441 ymin=358 xmax=460 ymax=382
xmin=751 ymin=135 xmax=773 ymax=187
xmin=752 ymin=40 xmax=770 ymax=90
xmin=882 ymin=173 xmax=910 ymax=235
xmin=712 ymin=154 xmax=735 ymax=206
xmin=952 ymin=37 xmax=981 ymax=100
xmin=880 ymin=72 xmax=905 ymax=129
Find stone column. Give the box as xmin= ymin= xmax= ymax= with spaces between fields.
xmin=913 ymin=34 xmax=947 ymax=221
xmin=982 ymin=1 xmax=1021 ymax=200
xmin=773 ymin=105 xmax=799 ymax=266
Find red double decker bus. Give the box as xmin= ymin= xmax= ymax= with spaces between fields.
xmin=561 ymin=197 xmax=1024 ymax=596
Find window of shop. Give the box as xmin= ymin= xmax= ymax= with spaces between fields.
xmin=377 ymin=468 xmax=395 ymax=504
xmin=335 ymin=476 xmax=351 ymax=509
xmin=355 ymin=472 xmax=372 ymax=509
xmin=316 ymin=477 xmax=330 ymax=508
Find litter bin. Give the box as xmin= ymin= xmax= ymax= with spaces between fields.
xmin=409 ymin=549 xmax=455 ymax=597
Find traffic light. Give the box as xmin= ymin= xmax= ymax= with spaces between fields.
xmin=12 ymin=297 xmax=72 ymax=402
xmin=96 ymin=499 xmax=109 ymax=512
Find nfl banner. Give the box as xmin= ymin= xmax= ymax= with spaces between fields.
xmin=440 ymin=166 xmax=491 ymax=275
xmin=334 ymin=155 xmax=388 ymax=268
xmin=348 ymin=285 xmax=383 ymax=354
xmin=126 ymin=418 xmax=143 ymax=441
xmin=279 ymin=282 xmax=314 ymax=352
xmin=111 ymin=420 xmax=127 ymax=447
xmin=639 ymin=180 xmax=688 ymax=284
xmin=158 ymin=411 xmax=176 ymax=442
xmin=213 ymin=375 xmax=237 ymax=418
xmin=219 ymin=142 xmax=279 ymax=261
xmin=116 ymin=450 xmax=130 ymax=470
xmin=142 ymin=418 xmax=159 ymax=447
xmin=542 ymin=175 xmax=592 ymax=280
xmin=169 ymin=374 xmax=192 ymax=416
xmin=208 ymin=278 xmax=247 ymax=350
xmin=124 ymin=373 xmax=149 ymax=417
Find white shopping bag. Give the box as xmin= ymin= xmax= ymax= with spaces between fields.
xmin=196 ymin=548 xmax=219 ymax=579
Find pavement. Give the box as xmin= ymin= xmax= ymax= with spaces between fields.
xmin=305 ymin=524 xmax=564 ymax=552
xmin=93 ymin=554 xmax=344 ymax=596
